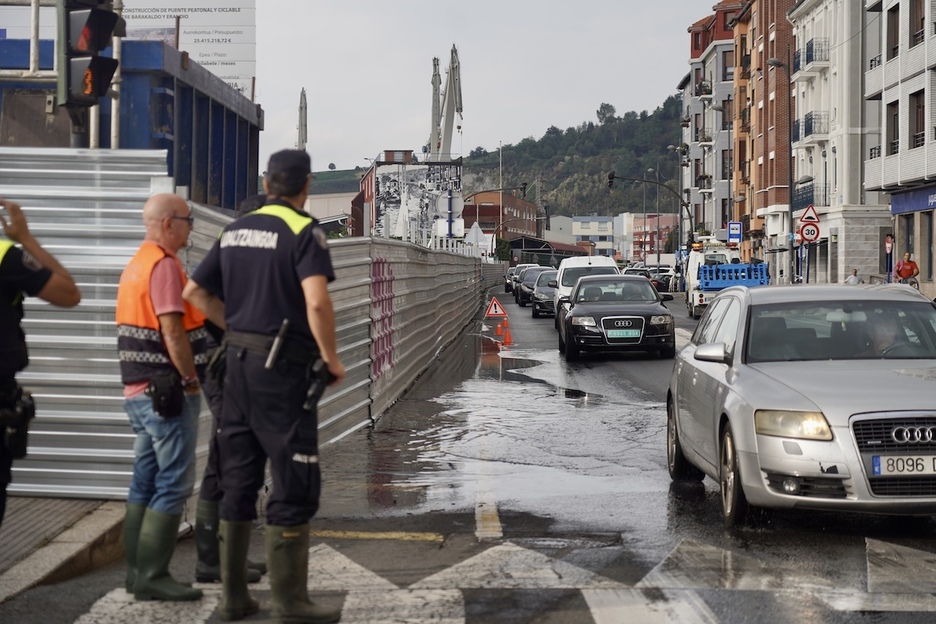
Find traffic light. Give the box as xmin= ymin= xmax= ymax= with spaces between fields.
xmin=56 ymin=0 xmax=123 ymax=108
xmin=607 ymin=172 xmax=616 ymax=188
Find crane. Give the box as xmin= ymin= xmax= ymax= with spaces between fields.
xmin=427 ymin=45 xmax=462 ymax=162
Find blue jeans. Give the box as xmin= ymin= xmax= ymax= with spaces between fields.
xmin=124 ymin=392 xmax=200 ymax=514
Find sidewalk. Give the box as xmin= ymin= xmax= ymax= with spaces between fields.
xmin=0 ymin=496 xmax=125 ymax=604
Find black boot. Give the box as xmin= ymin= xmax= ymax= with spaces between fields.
xmin=218 ymin=520 xmax=260 ymax=621
xmin=123 ymin=503 xmax=146 ymax=592
xmin=133 ymin=509 xmax=203 ymax=601
xmin=194 ymin=499 xmax=262 ymax=583
xmin=266 ymin=524 xmax=341 ymax=624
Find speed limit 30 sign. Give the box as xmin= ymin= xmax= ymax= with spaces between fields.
xmin=799 ymin=222 xmax=820 ymax=242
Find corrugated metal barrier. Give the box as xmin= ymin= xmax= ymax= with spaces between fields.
xmin=0 ymin=147 xmax=504 ymax=500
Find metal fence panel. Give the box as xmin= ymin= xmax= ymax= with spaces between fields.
xmin=0 ymin=147 xmax=491 ymax=499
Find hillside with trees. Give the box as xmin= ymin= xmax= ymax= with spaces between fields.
xmin=462 ymin=95 xmax=684 ymax=220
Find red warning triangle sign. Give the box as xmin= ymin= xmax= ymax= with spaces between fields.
xmin=485 ymin=297 xmax=508 ymax=318
xmin=799 ymin=204 xmax=820 ymax=224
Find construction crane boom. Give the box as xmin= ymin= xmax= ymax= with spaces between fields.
xmin=427 ymin=45 xmax=462 ymax=162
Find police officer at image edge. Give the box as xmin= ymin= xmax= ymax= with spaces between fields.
xmin=183 ymin=149 xmax=345 ymax=623
xmin=0 ymin=198 xmax=81 ymax=530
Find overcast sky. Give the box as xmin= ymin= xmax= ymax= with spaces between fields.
xmin=255 ymin=1 xmax=710 ymax=172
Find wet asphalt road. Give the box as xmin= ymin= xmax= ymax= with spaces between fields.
xmin=3 ymin=288 xmax=936 ymax=623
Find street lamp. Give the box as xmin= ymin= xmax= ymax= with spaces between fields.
xmin=648 ymin=167 xmax=660 ymax=264
xmin=767 ymin=51 xmax=795 ymax=284
xmin=712 ymin=98 xmax=732 ymax=234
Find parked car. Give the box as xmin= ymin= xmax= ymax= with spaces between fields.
xmin=667 ymin=284 xmax=936 ymax=528
xmin=556 ymin=274 xmax=675 ymax=361
xmin=511 ymin=263 xmax=539 ymax=297
xmin=531 ymin=269 xmax=558 ymax=318
xmin=504 ymin=266 xmax=517 ymax=293
xmin=516 ymin=266 xmax=552 ymax=307
xmin=622 ymin=267 xmax=651 ymax=278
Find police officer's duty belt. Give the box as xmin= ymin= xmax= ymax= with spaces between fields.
xmin=226 ymin=330 xmax=318 ymax=365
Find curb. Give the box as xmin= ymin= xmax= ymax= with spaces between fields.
xmin=0 ymin=501 xmax=126 ymax=605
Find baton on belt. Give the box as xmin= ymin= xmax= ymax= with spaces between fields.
xmin=265 ymin=319 xmax=290 ymax=369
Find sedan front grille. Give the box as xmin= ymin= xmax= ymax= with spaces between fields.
xmin=853 ymin=416 xmax=936 ymax=454
xmin=853 ymin=414 xmax=936 ymax=497
xmin=600 ymin=316 xmax=645 ymax=344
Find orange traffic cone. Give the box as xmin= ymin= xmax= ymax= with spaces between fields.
xmin=502 ymin=317 xmax=510 ymax=328
xmin=495 ymin=321 xmax=503 ymax=336
xmin=503 ymin=326 xmax=513 ymax=346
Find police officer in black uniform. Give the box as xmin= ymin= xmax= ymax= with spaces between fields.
xmin=184 ymin=150 xmax=344 ymax=624
xmin=0 ymin=198 xmax=80 ymax=530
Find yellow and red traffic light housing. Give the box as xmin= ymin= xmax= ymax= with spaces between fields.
xmin=56 ymin=0 xmax=123 ymax=108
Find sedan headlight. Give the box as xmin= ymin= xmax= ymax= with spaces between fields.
xmin=650 ymin=314 xmax=673 ymax=325
xmin=571 ymin=316 xmax=597 ymax=327
xmin=754 ymin=410 xmax=832 ymax=441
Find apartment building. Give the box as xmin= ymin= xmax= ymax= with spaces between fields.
xmin=572 ymin=216 xmax=616 ymax=257
xmin=865 ymin=0 xmax=936 ymax=296
xmin=680 ymin=3 xmax=740 ymax=251
xmin=788 ymin=0 xmax=889 ymax=284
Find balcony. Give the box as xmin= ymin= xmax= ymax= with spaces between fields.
xmin=695 ymin=175 xmax=712 ymax=190
xmin=695 ymin=127 xmax=712 ymax=143
xmin=695 ymin=81 xmax=712 ymax=99
xmin=805 ymin=38 xmax=830 ymax=65
xmin=740 ymin=54 xmax=751 ymax=79
xmin=740 ymin=160 xmax=750 ymax=185
xmin=792 ymin=182 xmax=830 ymax=212
xmin=802 ymin=111 xmax=829 ymax=141
xmin=680 ymin=116 xmax=690 ymax=128
xmin=739 ymin=108 xmax=750 ymax=132
xmin=870 ymin=145 xmax=881 ymax=159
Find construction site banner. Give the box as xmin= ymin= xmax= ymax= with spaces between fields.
xmin=0 ymin=1 xmax=256 ymax=97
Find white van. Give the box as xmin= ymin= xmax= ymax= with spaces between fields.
xmin=549 ymin=256 xmax=619 ymax=328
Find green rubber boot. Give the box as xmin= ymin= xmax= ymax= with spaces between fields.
xmin=218 ymin=520 xmax=260 ymax=621
xmin=123 ymin=503 xmax=146 ymax=593
xmin=266 ymin=524 xmax=341 ymax=623
xmin=133 ymin=509 xmax=203 ymax=601
xmin=195 ymin=500 xmax=263 ymax=583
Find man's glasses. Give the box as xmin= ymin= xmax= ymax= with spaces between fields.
xmin=170 ymin=214 xmax=195 ymax=226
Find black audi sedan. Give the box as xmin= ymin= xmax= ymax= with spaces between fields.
xmin=557 ymin=274 xmax=676 ymax=360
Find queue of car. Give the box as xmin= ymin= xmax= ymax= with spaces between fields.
xmin=504 ymin=257 xmax=936 ymax=530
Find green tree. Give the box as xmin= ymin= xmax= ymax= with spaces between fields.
xmin=597 ymin=103 xmax=617 ymax=125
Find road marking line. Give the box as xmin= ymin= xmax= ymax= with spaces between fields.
xmin=309 ymin=529 xmax=444 ymax=542
xmin=583 ymin=588 xmax=718 ymax=624
xmin=75 ymin=588 xmax=220 ymax=623
xmin=412 ymin=542 xmax=625 ymax=589
xmin=342 ymin=589 xmax=464 ymax=623
xmin=475 ymin=491 xmax=503 ymax=540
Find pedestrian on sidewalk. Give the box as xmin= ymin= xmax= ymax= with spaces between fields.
xmin=116 ymin=193 xmax=205 ymax=602
xmin=192 ymin=193 xmax=268 ymax=586
xmin=184 ymin=149 xmax=345 ymax=623
xmin=0 ymin=199 xmax=80 ymax=530
xmin=844 ymin=269 xmax=864 ymax=285
xmin=894 ymin=252 xmax=920 ymax=285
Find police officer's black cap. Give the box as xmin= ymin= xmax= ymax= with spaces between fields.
xmin=265 ymin=150 xmax=312 ymax=187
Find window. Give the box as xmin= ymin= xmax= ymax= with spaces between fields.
xmin=887 ymin=101 xmax=900 ymax=155
xmin=712 ymin=298 xmax=741 ymax=355
xmin=692 ymin=298 xmax=729 ymax=345
xmin=901 ymin=214 xmax=914 ymax=258
xmin=910 ymin=0 xmax=925 ymax=47
xmin=722 ymin=50 xmax=734 ymax=82
xmin=887 ymin=5 xmax=900 ymax=59
xmin=911 ymin=90 xmax=925 ymax=148
xmin=721 ymin=149 xmax=732 ymax=180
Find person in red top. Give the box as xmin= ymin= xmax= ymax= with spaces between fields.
xmin=894 ymin=252 xmax=920 ymax=285
xmin=116 ymin=193 xmax=207 ymax=602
